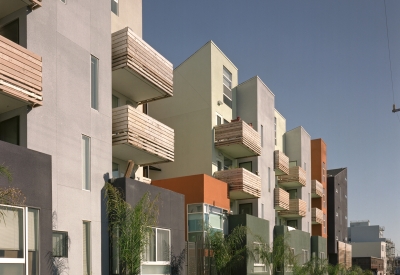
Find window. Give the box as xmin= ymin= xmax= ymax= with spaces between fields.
xmin=60 ymin=0 xmax=66 ymax=3
xmin=287 ymin=189 xmax=297 ymax=199
xmin=112 ymin=95 xmax=119 ymax=108
xmin=83 ymin=221 xmax=91 ymax=275
xmin=274 ymin=117 xmax=277 ymax=145
xmin=0 ymin=19 xmax=19 ymax=44
xmin=91 ymin=55 xmax=99 ymax=110
xmin=111 ymin=0 xmax=118 ymax=15
xmin=302 ymin=250 xmax=309 ymax=264
xmin=287 ymin=220 xmax=298 ymax=229
xmin=308 ymin=193 xmax=310 ymax=211
xmin=239 ymin=203 xmax=252 ymax=215
xmin=53 ymin=231 xmax=68 ymax=257
xmin=223 ymin=158 xmax=232 ymax=170
xmin=0 ymin=116 xmax=19 ymax=145
xmin=253 ymin=243 xmax=266 ymax=272
xmin=112 ymin=162 xmax=119 ymax=178
xmin=82 ymin=135 xmax=91 ymax=190
xmin=239 ymin=162 xmax=252 ymax=172
xmin=320 ymin=252 xmax=325 ymax=259
xmin=217 ymin=160 xmax=222 ymax=171
xmin=0 ymin=205 xmax=40 ymax=275
xmin=261 ymin=204 xmax=264 ymax=219
xmin=222 ymin=67 xmax=232 ymax=108
xmin=216 ymin=114 xmax=222 ymax=126
xmin=261 ymin=125 xmax=263 ymax=147
xmin=268 ymin=167 xmax=271 ymax=192
xmin=143 ymin=228 xmax=171 ymax=274
xmin=304 ymin=162 xmax=306 ymax=171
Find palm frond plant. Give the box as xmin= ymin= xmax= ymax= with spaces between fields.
xmin=293 ymin=255 xmax=329 ymax=275
xmin=104 ymin=182 xmax=159 ymax=275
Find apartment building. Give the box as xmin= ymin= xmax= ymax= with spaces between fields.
xmin=310 ymin=138 xmax=328 ymax=258
xmin=327 ymin=168 xmax=352 ymax=268
xmin=349 ymin=220 xmax=390 ymax=274
xmin=0 ymin=0 xmax=176 ymax=273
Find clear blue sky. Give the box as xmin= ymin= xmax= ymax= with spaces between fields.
xmin=143 ymin=0 xmax=400 ymax=251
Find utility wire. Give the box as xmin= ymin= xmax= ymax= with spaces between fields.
xmin=384 ymin=0 xmax=400 ymax=123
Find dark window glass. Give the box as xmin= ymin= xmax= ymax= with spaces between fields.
xmin=239 ymin=162 xmax=252 ymax=172
xmin=112 ymin=95 xmax=119 ymax=109
xmin=0 ymin=19 xmax=19 ymax=44
xmin=223 ymin=158 xmax=232 ymax=170
xmin=223 ymin=94 xmax=232 ymax=108
xmin=52 ymin=231 xmax=68 ymax=257
xmin=287 ymin=189 xmax=297 ymax=199
xmin=111 ymin=0 xmax=118 ymax=15
xmin=239 ymin=203 xmax=252 ymax=215
xmin=91 ymin=55 xmax=99 ymax=110
xmin=287 ymin=220 xmax=298 ymax=229
xmin=0 ymin=116 xmax=20 ymax=145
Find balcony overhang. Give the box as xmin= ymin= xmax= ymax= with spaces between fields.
xmin=277 ymin=166 xmax=306 ymax=188
xmin=112 ymin=27 xmax=173 ymax=104
xmin=214 ymin=120 xmax=261 ymax=159
xmin=278 ymin=199 xmax=306 ymax=218
xmin=0 ymin=35 xmax=42 ymax=114
xmin=274 ymin=150 xmax=289 ymax=176
xmin=0 ymin=0 xmax=41 ymax=18
xmin=274 ymin=188 xmax=289 ymax=211
xmin=112 ymin=105 xmax=174 ymax=166
xmin=311 ymin=180 xmax=323 ymax=198
xmin=312 ymin=208 xmax=323 ymax=224
xmin=214 ymin=168 xmax=261 ymax=200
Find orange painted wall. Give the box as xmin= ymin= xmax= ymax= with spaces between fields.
xmin=311 ymin=139 xmax=327 ymax=238
xmin=152 ymin=174 xmax=230 ymax=240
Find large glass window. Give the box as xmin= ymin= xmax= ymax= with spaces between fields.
xmin=83 ymin=221 xmax=91 ymax=275
xmin=239 ymin=203 xmax=252 ymax=215
xmin=143 ymin=228 xmax=170 ymax=274
xmin=0 ymin=205 xmax=39 ymax=275
xmin=0 ymin=116 xmax=20 ymax=145
xmin=239 ymin=161 xmax=252 ymax=172
xmin=82 ymin=135 xmax=91 ymax=190
xmin=0 ymin=19 xmax=19 ymax=44
xmin=91 ymin=55 xmax=99 ymax=110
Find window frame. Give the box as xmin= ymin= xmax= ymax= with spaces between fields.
xmin=82 ymin=135 xmax=91 ymax=191
xmin=111 ymin=0 xmax=119 ymax=15
xmin=143 ymin=227 xmax=171 ymax=265
xmin=253 ymin=242 xmax=267 ymax=272
xmin=83 ymin=221 xmax=91 ymax=275
xmin=52 ymin=231 xmax=69 ymax=258
xmin=90 ymin=55 xmax=99 ymax=110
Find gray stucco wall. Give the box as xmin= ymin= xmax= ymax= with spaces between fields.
xmin=0 ymin=140 xmax=52 ymax=275
xmin=349 ymin=225 xmax=382 ymax=243
xmin=311 ymin=236 xmax=327 ymax=258
xmin=236 ymin=76 xmax=276 ymax=243
xmin=112 ymin=178 xmax=186 ymax=271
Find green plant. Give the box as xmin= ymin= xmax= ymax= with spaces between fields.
xmin=254 ymin=234 xmax=296 ymax=275
xmin=0 ymin=164 xmax=25 ymax=208
xmin=104 ymin=183 xmax=159 ymax=275
xmin=206 ymin=225 xmax=248 ymax=275
xmin=293 ymin=256 xmax=329 ymax=275
xmin=0 ymin=163 xmax=12 ymax=182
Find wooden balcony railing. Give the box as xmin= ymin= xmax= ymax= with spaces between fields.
xmin=311 ymin=180 xmax=323 ymax=198
xmin=277 ymin=166 xmax=306 ymax=188
xmin=274 ymin=188 xmax=289 ymax=211
xmin=274 ymin=150 xmax=289 ymax=175
xmin=0 ymin=35 xmax=42 ymax=110
xmin=214 ymin=168 xmax=261 ymax=199
xmin=278 ymin=199 xmax=306 ymax=218
xmin=112 ymin=105 xmax=174 ymax=165
xmin=214 ymin=120 xmax=261 ymax=158
xmin=112 ymin=27 xmax=173 ymax=104
xmin=312 ymin=207 xmax=323 ymax=224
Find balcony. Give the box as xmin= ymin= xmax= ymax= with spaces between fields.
xmin=112 ymin=105 xmax=174 ymax=165
xmin=278 ymin=199 xmax=306 ymax=218
xmin=214 ymin=168 xmax=261 ymax=199
xmin=277 ymin=166 xmax=306 ymax=188
xmin=311 ymin=180 xmax=323 ymax=198
xmin=112 ymin=27 xmax=173 ymax=104
xmin=312 ymin=208 xmax=323 ymax=224
xmin=0 ymin=35 xmax=42 ymax=114
xmin=0 ymin=0 xmax=41 ymax=19
xmin=274 ymin=188 xmax=289 ymax=211
xmin=214 ymin=120 xmax=261 ymax=158
xmin=274 ymin=150 xmax=289 ymax=176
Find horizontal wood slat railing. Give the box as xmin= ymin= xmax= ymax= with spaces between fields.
xmin=112 ymin=27 xmax=173 ymax=102
xmin=312 ymin=207 xmax=323 ymax=224
xmin=0 ymin=35 xmax=42 ymax=106
xmin=214 ymin=120 xmax=261 ymax=156
xmin=277 ymin=166 xmax=307 ymax=187
xmin=30 ymin=0 xmax=42 ymax=10
xmin=214 ymin=168 xmax=261 ymax=198
xmin=274 ymin=150 xmax=289 ymax=175
xmin=311 ymin=180 xmax=324 ymax=197
xmin=278 ymin=199 xmax=307 ymax=217
xmin=112 ymin=105 xmax=174 ymax=163
xmin=274 ymin=188 xmax=289 ymax=210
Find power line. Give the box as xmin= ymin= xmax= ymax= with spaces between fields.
xmin=384 ymin=0 xmax=400 ymax=123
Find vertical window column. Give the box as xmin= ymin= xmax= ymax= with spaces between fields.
xmin=91 ymin=55 xmax=99 ymax=110
xmin=83 ymin=221 xmax=91 ymax=275
xmin=82 ymin=135 xmax=91 ymax=190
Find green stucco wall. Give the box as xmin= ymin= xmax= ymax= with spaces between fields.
xmin=311 ymin=236 xmax=327 ymax=259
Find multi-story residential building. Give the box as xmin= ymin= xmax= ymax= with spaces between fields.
xmin=349 ymin=220 xmax=391 ymax=274
xmin=310 ymin=138 xmax=328 ymax=259
xmin=0 ymin=0 xmax=175 ymax=273
xmin=327 ymin=168 xmax=352 ymax=268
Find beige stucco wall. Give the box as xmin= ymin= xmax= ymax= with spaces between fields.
xmin=111 ymin=0 xmax=142 ymax=37
xmin=274 ymin=109 xmax=286 ymax=152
